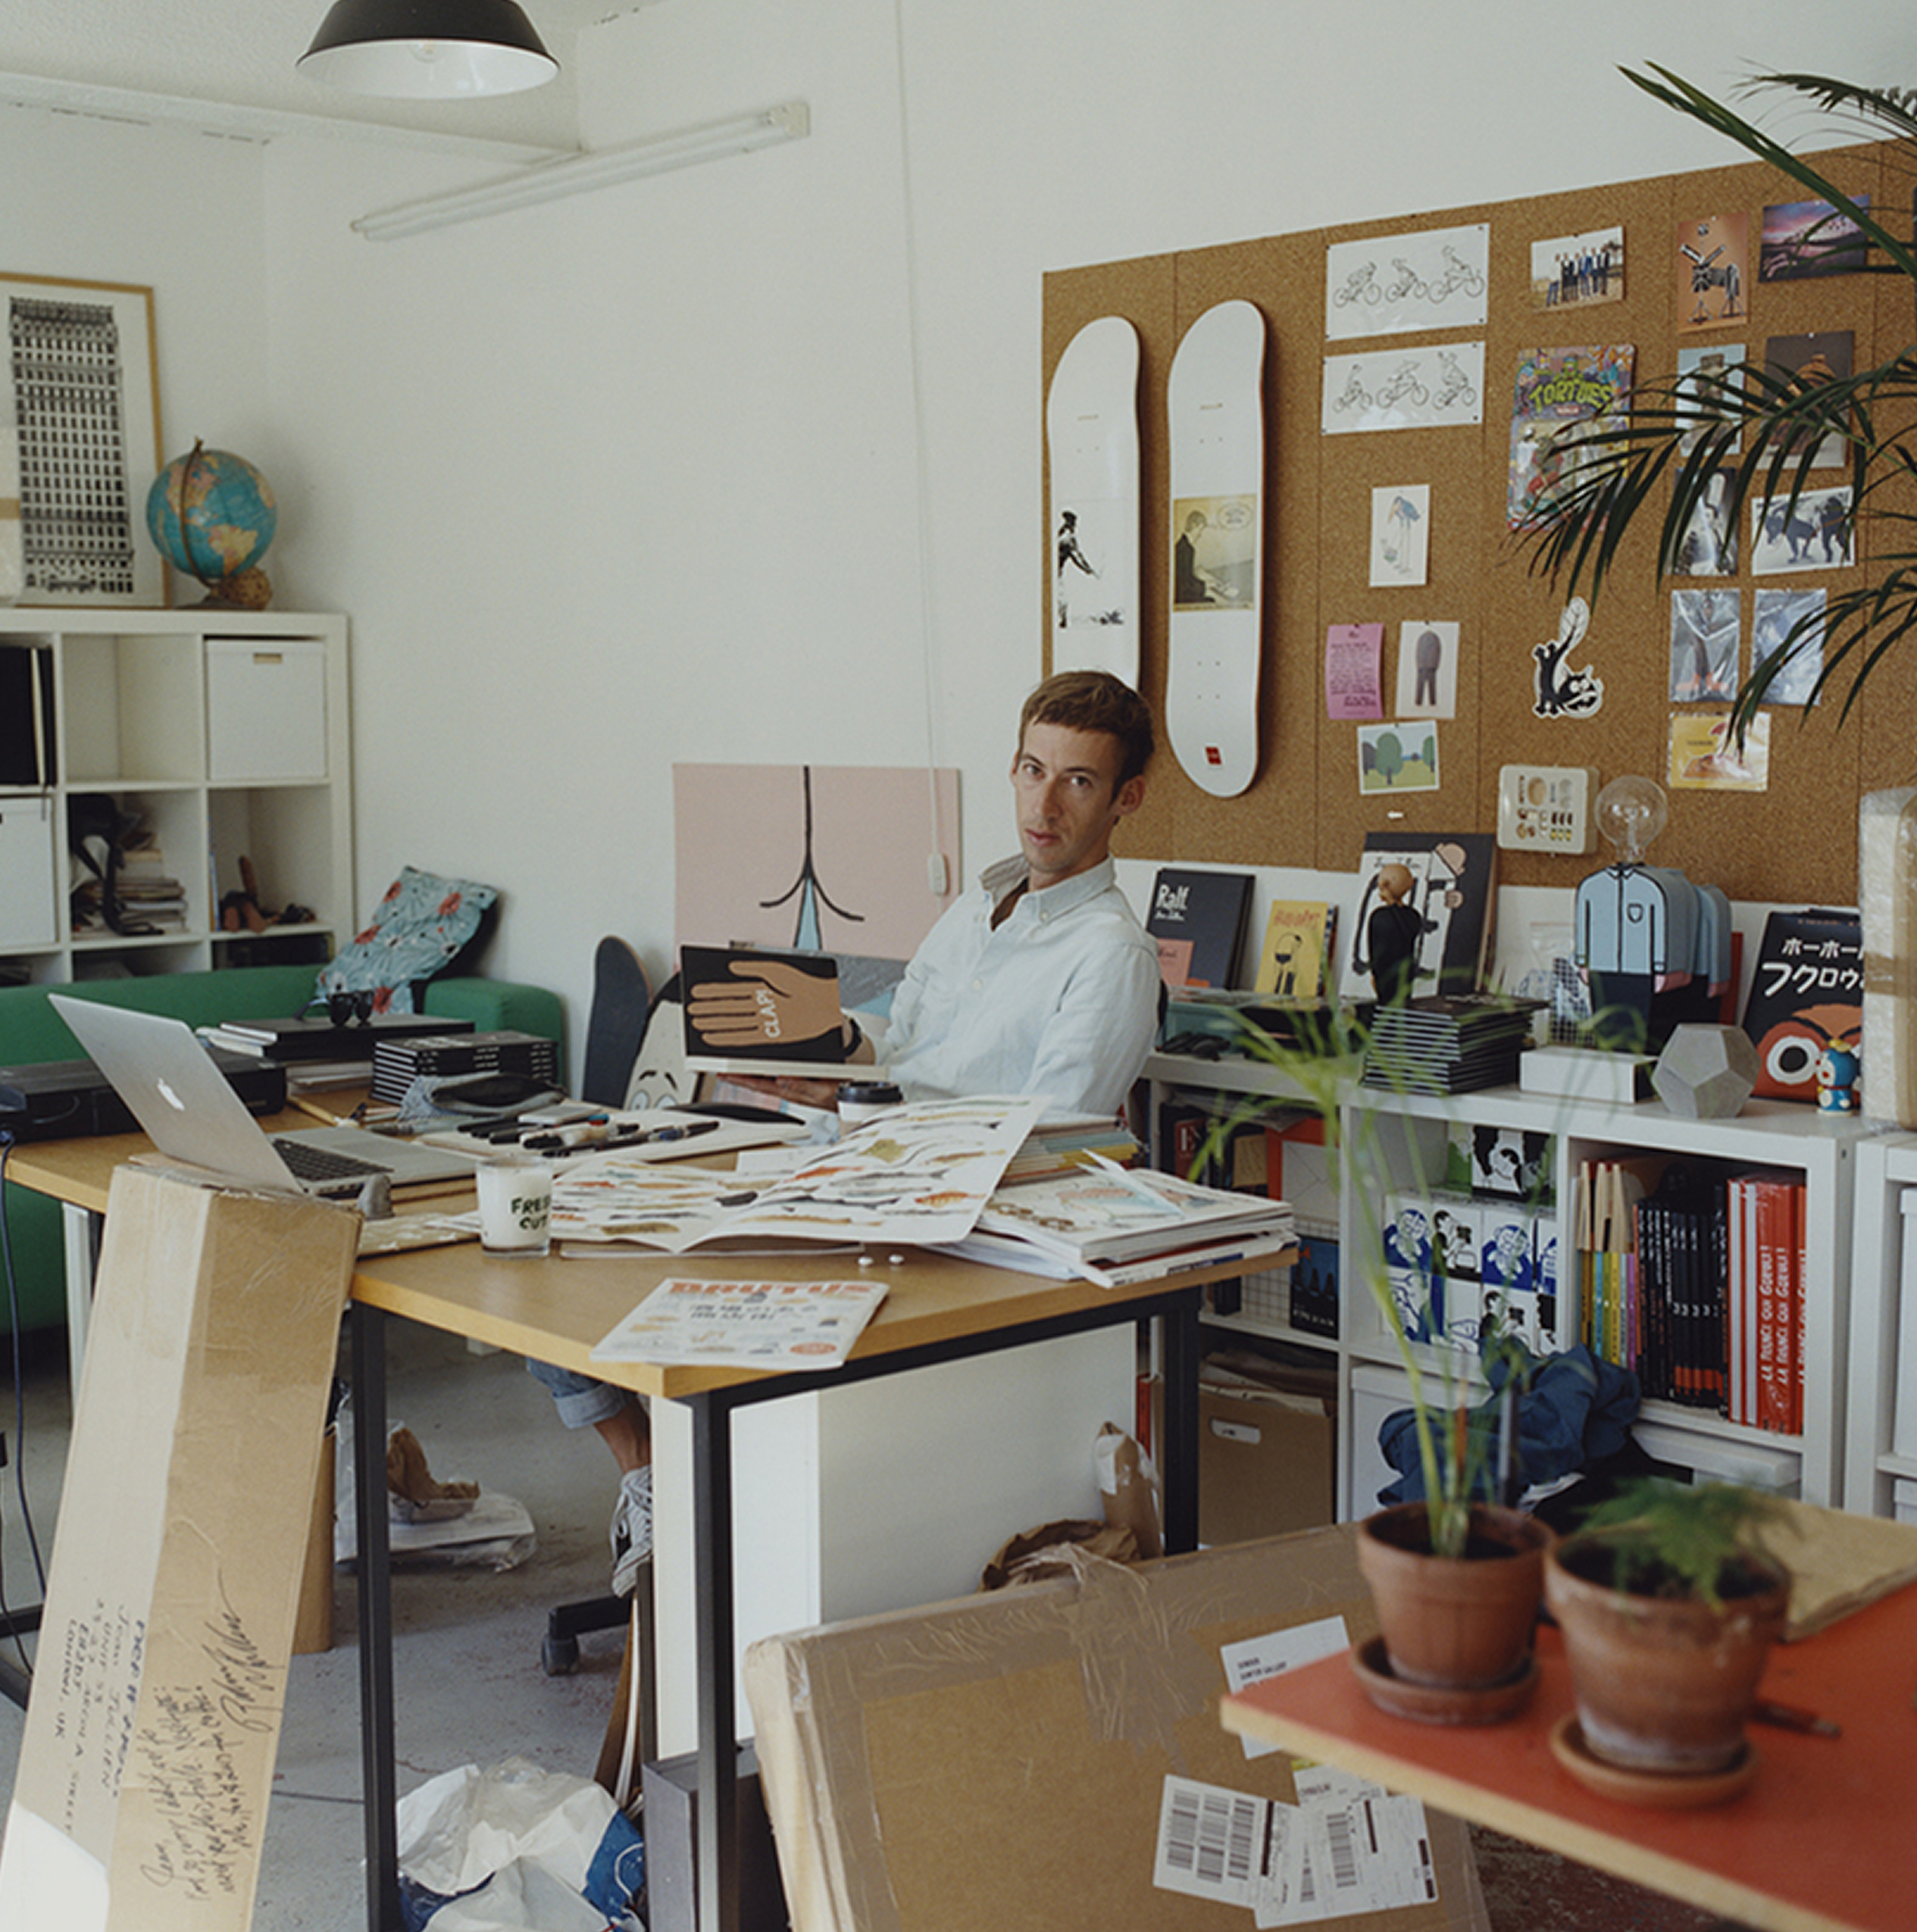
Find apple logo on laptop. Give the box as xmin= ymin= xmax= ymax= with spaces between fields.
xmin=157 ymin=1078 xmax=187 ymax=1111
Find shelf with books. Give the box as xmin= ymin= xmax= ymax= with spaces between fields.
xmin=1152 ymin=1051 xmax=1868 ymax=1517
xmin=1844 ymin=1135 xmax=1917 ymax=1518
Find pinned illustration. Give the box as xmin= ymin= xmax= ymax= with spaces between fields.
xmin=1532 ymin=598 xmax=1606 ymax=719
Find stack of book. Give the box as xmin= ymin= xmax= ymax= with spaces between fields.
xmin=370 ymin=1029 xmax=561 ymax=1107
xmin=1002 ymin=1116 xmax=1140 ymax=1183
xmin=1576 ymin=1155 xmax=1807 ymax=1432
xmin=937 ymin=1161 xmax=1296 ymax=1289
xmin=1361 ymin=995 xmax=1540 ymax=1095
xmin=200 ymin=1011 xmax=469 ymax=1091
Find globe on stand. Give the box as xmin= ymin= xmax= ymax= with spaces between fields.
xmin=145 ymin=440 xmax=278 ymax=608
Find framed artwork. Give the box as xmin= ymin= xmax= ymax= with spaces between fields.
xmin=1 ymin=274 xmax=164 ymax=605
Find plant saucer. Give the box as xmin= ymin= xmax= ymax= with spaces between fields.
xmin=1549 ymin=1712 xmax=1757 ymax=1808
xmin=1350 ymin=1633 xmax=1539 ymax=1725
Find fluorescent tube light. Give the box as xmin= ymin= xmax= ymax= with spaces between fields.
xmin=352 ymin=100 xmax=809 ymax=239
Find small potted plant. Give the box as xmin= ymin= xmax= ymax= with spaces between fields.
xmin=1192 ymin=1011 xmax=1552 ymax=1719
xmin=1546 ymin=1477 xmax=1793 ymax=1779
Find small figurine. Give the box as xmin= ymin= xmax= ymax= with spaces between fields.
xmin=1366 ymin=861 xmax=1430 ymax=1005
xmin=1815 ymin=1043 xmax=1860 ymax=1114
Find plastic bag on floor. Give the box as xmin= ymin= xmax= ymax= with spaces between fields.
xmin=396 ymin=1758 xmax=644 ymax=1931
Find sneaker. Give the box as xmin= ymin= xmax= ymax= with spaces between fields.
xmin=611 ymin=1465 xmax=653 ymax=1596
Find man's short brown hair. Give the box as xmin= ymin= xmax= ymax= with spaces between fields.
xmin=1018 ymin=671 xmax=1157 ymax=789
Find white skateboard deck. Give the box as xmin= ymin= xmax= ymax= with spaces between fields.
xmin=1046 ymin=315 xmax=1140 ymax=685
xmin=1167 ymin=299 xmax=1265 ymax=797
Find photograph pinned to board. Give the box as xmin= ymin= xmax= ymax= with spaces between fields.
xmin=1394 ymin=619 xmax=1459 ymax=718
xmin=1760 ymin=195 xmax=1871 ymax=281
xmin=1668 ymin=589 xmax=1740 ymax=702
xmin=1369 ymin=485 xmax=1428 ymax=586
xmin=1253 ymin=902 xmax=1336 ymax=999
xmin=1752 ymin=587 xmax=1828 ymax=705
xmin=1764 ymin=331 xmax=1853 ymax=467
xmin=1324 ymin=621 xmax=1384 ymax=721
xmin=1675 ymin=343 xmax=1747 ymax=454
xmin=2 ymin=273 xmax=164 ymax=606
xmin=1339 ymin=833 xmax=1497 ymax=1005
xmin=1531 ymin=596 xmax=1606 ymax=720
xmin=1528 ymin=225 xmax=1624 ymax=310
xmin=1321 ymin=342 xmax=1484 ymax=436
xmin=1324 ymin=220 xmax=1489 ymax=339
xmin=1750 ymin=485 xmax=1853 ymax=574
xmin=1675 ymin=210 xmax=1750 ymax=329
xmin=1171 ymin=493 xmax=1256 ymax=611
xmin=1675 ymin=467 xmax=1737 ymax=576
xmin=1506 ymin=344 xmax=1634 ymax=529
xmin=1668 ymin=711 xmax=1771 ymax=792
xmin=1356 ymin=721 xmax=1438 ymax=796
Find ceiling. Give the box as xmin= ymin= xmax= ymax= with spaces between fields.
xmin=0 ymin=2 xmax=649 ymax=155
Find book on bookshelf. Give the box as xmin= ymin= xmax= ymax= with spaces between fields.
xmin=1146 ymin=868 xmax=1253 ymax=989
xmin=1739 ymin=908 xmax=1862 ymax=1104
xmin=1252 ymin=901 xmax=1335 ymax=999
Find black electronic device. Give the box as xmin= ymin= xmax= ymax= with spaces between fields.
xmin=0 ymin=1052 xmax=286 ymax=1142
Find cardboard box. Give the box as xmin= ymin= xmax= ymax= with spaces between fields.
xmin=0 ymin=1166 xmax=356 ymax=1932
xmin=1199 ymin=1380 xmax=1334 ymax=1546
xmin=746 ymin=1527 xmax=1487 ymax=1932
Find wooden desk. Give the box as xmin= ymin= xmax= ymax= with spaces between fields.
xmin=1220 ymin=1583 xmax=1917 ymax=1932
xmin=12 ymin=1127 xmax=1241 ymax=1932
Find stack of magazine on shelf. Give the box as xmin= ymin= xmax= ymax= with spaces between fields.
xmin=1360 ymin=995 xmax=1541 ymax=1096
xmin=936 ymin=1157 xmax=1296 ymax=1289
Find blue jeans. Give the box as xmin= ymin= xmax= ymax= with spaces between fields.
xmin=525 ymin=1357 xmax=629 ymax=1430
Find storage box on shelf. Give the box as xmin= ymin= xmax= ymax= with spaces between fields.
xmin=0 ymin=611 xmax=350 ymax=982
xmin=1842 ymin=1134 xmax=1917 ymax=1517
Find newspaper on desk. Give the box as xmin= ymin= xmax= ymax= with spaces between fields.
xmin=552 ymin=1094 xmax=1044 ymax=1253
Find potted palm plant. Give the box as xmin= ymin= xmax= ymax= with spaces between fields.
xmin=1191 ymin=1010 xmax=1551 ymax=1721
xmin=1523 ymin=67 xmax=1917 ymax=733
xmin=1545 ymin=1477 xmax=1793 ymax=1786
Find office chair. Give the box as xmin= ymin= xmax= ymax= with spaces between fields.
xmin=541 ymin=937 xmax=655 ymax=1676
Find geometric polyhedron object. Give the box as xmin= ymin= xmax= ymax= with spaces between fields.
xmin=1651 ymin=1023 xmax=1759 ymax=1120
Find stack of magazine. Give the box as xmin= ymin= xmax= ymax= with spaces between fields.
xmin=1361 ymin=996 xmax=1541 ymax=1096
xmin=938 ymin=1158 xmax=1296 ymax=1289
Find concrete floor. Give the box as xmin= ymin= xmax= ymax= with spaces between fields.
xmin=0 ymin=1318 xmax=632 ymax=1932
xmin=0 ymin=1319 xmax=1737 ymax=1932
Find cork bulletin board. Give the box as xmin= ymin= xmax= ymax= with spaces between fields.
xmin=1046 ymin=139 xmax=1912 ymax=905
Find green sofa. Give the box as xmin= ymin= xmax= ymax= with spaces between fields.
xmin=0 ymin=964 xmax=564 ymax=1333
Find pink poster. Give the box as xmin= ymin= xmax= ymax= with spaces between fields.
xmin=1325 ymin=623 xmax=1385 ymax=720
xmin=674 ymin=764 xmax=961 ymax=964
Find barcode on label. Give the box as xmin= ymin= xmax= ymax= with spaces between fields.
xmin=1154 ymin=1776 xmax=1267 ymax=1905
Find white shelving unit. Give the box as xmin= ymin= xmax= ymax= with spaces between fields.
xmin=0 ymin=609 xmax=351 ymax=981
xmin=1843 ymin=1133 xmax=1917 ymax=1518
xmin=1146 ymin=1051 xmax=1868 ymax=1518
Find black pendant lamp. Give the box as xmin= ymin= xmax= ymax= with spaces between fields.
xmin=299 ymin=0 xmax=558 ymax=98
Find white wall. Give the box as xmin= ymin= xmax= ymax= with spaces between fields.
xmin=14 ymin=2 xmax=1915 ymax=1054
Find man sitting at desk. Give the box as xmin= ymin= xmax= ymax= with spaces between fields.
xmin=535 ymin=668 xmax=1162 ymax=1593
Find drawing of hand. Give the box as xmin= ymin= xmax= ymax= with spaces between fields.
xmin=687 ymin=959 xmax=840 ymax=1048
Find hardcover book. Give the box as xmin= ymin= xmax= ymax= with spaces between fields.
xmin=1739 ymin=908 xmax=1862 ymax=1102
xmin=1146 ymin=868 xmax=1253 ymax=989
xmin=1252 ymin=901 xmax=1335 ymax=999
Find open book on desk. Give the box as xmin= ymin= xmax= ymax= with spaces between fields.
xmin=936 ymin=1159 xmax=1296 ymax=1286
xmin=551 ymin=1095 xmax=1042 ymax=1255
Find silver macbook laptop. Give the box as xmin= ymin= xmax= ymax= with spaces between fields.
xmin=49 ymin=994 xmax=479 ymax=1199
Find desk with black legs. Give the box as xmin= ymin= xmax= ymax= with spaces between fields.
xmin=8 ymin=1126 xmax=1234 ymax=1932
xmin=346 ymin=1236 xmax=1220 ymax=1932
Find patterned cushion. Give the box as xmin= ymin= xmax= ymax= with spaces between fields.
xmin=316 ymin=866 xmax=497 ymax=1015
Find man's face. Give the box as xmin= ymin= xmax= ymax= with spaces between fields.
xmin=1010 ymin=721 xmax=1144 ymax=887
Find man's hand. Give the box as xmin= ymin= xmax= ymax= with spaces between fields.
xmin=686 ymin=958 xmax=840 ymax=1049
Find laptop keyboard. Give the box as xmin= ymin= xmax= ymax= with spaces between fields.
xmin=271 ymin=1137 xmax=386 ymax=1183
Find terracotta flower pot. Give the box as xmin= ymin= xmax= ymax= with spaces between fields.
xmin=1545 ymin=1536 xmax=1790 ymax=1774
xmin=1356 ymin=1502 xmax=1550 ymax=1692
